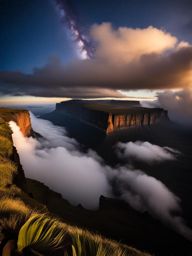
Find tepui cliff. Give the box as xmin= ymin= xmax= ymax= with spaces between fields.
xmin=0 ymin=108 xmax=150 ymax=256
xmin=56 ymin=100 xmax=168 ymax=134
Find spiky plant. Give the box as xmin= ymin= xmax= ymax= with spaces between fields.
xmin=16 ymin=214 xmax=150 ymax=256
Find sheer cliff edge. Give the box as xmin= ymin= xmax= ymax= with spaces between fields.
xmin=0 ymin=108 xmax=150 ymax=256
xmin=55 ymin=100 xmax=168 ymax=134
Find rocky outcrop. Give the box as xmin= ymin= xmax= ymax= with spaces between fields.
xmin=56 ymin=100 xmax=168 ymax=134
xmin=4 ymin=110 xmax=32 ymax=137
xmin=0 ymin=109 xmax=32 ymax=136
xmin=11 ymin=111 xmax=32 ymax=137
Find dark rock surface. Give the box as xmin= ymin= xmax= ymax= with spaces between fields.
xmin=55 ymin=100 xmax=168 ymax=134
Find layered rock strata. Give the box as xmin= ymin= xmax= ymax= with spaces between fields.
xmin=56 ymin=100 xmax=168 ymax=134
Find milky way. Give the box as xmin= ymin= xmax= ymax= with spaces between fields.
xmin=54 ymin=0 xmax=94 ymax=59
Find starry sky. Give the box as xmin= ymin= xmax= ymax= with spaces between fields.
xmin=0 ymin=0 xmax=192 ymax=103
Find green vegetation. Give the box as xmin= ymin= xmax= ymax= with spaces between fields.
xmin=0 ymin=196 xmax=151 ymax=255
xmin=15 ymin=213 xmax=149 ymax=256
xmin=0 ymin=108 xmax=151 ymax=256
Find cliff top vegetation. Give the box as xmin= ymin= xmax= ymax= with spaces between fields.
xmin=0 ymin=108 xmax=150 ymax=256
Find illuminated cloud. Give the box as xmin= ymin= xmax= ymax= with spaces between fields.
xmin=91 ymin=23 xmax=178 ymax=63
xmin=116 ymin=141 xmax=180 ymax=163
xmin=0 ymin=24 xmax=192 ymax=98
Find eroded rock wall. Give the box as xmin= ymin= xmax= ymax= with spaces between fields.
xmin=56 ymin=101 xmax=168 ymax=134
xmin=106 ymin=110 xmax=168 ymax=134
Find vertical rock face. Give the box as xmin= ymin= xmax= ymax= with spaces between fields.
xmin=56 ymin=100 xmax=168 ymax=134
xmin=11 ymin=146 xmax=27 ymax=191
xmin=106 ymin=114 xmax=114 ymax=134
xmin=0 ymin=109 xmax=33 ymax=190
xmin=12 ymin=112 xmax=32 ymax=137
xmin=56 ymin=101 xmax=109 ymax=130
xmin=1 ymin=110 xmax=32 ymax=136
xmin=106 ymin=110 xmax=168 ymax=134
xmin=0 ymin=109 xmax=32 ymax=192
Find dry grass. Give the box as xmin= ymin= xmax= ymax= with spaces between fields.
xmin=0 ymin=110 xmax=19 ymax=188
xmin=0 ymin=120 xmax=13 ymax=157
xmin=0 ymin=197 xmax=30 ymax=215
xmin=0 ymin=160 xmax=17 ymax=187
xmin=0 ymin=197 xmax=31 ymax=235
xmin=0 ymin=197 xmax=150 ymax=256
xmin=0 ymin=108 xmax=151 ymax=256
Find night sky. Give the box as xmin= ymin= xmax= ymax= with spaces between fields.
xmin=73 ymin=0 xmax=192 ymax=41
xmin=0 ymin=0 xmax=192 ymax=103
xmin=0 ymin=0 xmax=75 ymax=72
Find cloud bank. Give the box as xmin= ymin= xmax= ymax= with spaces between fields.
xmin=30 ymin=113 xmax=77 ymax=150
xmin=1 ymin=24 xmax=192 ymax=97
xmin=116 ymin=141 xmax=180 ymax=163
xmin=112 ymin=168 xmax=192 ymax=240
xmin=91 ymin=24 xmax=178 ymax=63
xmin=9 ymin=115 xmax=192 ymax=240
xmin=157 ymin=89 xmax=192 ymax=126
xmin=10 ymin=120 xmax=111 ymax=209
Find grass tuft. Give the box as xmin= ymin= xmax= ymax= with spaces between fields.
xmin=0 ymin=108 xmax=151 ymax=256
